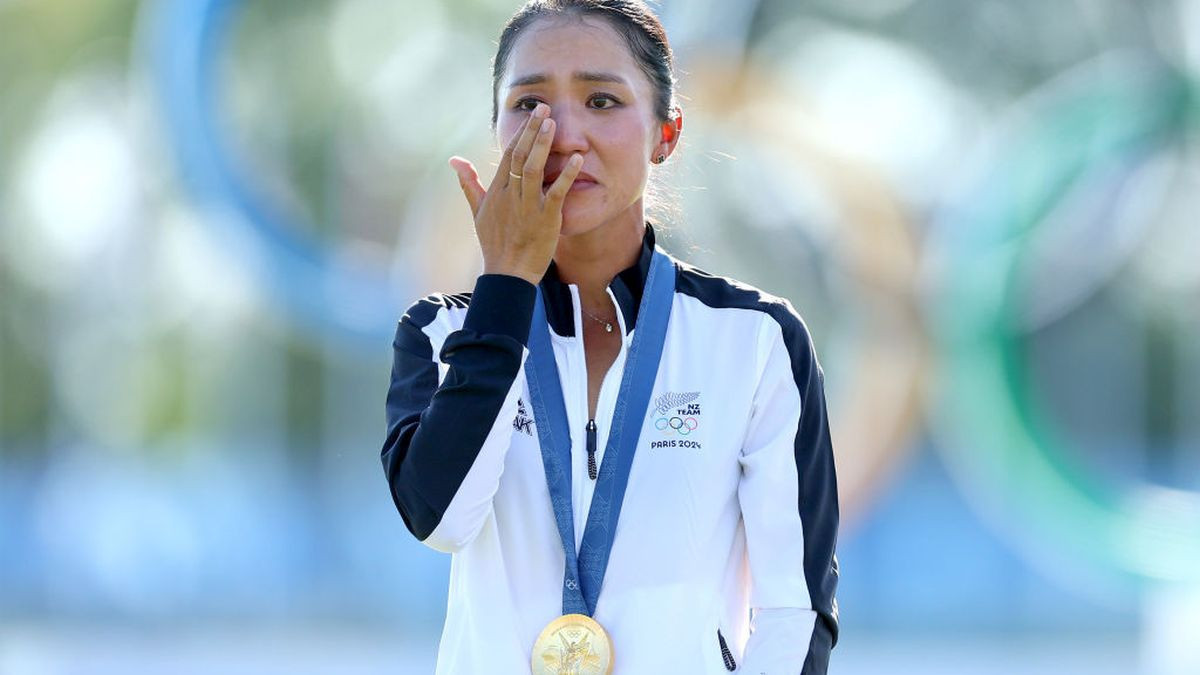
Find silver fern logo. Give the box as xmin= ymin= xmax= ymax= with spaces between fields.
xmin=652 ymin=391 xmax=699 ymax=416
xmin=650 ymin=391 xmax=702 ymax=447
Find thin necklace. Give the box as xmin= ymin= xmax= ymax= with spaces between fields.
xmin=580 ymin=306 xmax=617 ymax=333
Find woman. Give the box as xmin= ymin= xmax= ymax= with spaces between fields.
xmin=381 ymin=1 xmax=839 ymax=672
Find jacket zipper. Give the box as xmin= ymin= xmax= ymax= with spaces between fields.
xmin=585 ymin=418 xmax=598 ymax=480
xmin=717 ymin=629 xmax=736 ymax=671
xmin=572 ymin=284 xmax=620 ymax=484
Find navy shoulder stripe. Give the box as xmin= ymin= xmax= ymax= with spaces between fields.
xmin=674 ymin=261 xmax=813 ymax=349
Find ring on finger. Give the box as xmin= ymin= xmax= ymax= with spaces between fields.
xmin=509 ymin=171 xmax=523 ymax=180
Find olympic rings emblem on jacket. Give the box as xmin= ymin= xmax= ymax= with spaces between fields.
xmin=655 ymin=416 xmax=699 ymax=435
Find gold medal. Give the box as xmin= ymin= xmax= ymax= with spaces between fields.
xmin=531 ymin=613 xmax=614 ymax=675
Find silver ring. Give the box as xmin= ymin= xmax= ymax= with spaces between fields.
xmin=509 ymin=171 xmax=523 ymax=180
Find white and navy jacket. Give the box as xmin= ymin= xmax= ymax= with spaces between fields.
xmin=381 ymin=224 xmax=838 ymax=674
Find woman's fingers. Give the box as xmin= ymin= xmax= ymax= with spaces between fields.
xmin=544 ymin=153 xmax=583 ymax=211
xmin=490 ymin=109 xmax=534 ymax=193
xmin=508 ymin=104 xmax=550 ymax=189
xmin=522 ymin=116 xmax=555 ymax=210
xmin=459 ymin=103 xmax=563 ymax=285
xmin=448 ymin=156 xmax=485 ymax=217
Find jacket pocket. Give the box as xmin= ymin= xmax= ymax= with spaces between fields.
xmin=716 ymin=628 xmax=737 ymax=671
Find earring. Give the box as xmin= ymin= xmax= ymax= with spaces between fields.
xmin=654 ymin=154 xmax=666 ymax=164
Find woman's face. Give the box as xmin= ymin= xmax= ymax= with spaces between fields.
xmin=497 ymin=16 xmax=663 ymax=237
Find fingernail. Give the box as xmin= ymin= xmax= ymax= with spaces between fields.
xmin=535 ymin=103 xmax=549 ymax=117
xmin=540 ymin=119 xmax=552 ymax=133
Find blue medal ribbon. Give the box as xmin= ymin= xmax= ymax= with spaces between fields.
xmin=525 ymin=247 xmax=675 ymax=617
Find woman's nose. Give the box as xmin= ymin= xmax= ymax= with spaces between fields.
xmin=548 ymin=107 xmax=588 ymax=155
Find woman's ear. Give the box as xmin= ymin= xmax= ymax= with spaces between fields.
xmin=655 ymin=106 xmax=683 ymax=161
xmin=661 ymin=107 xmax=683 ymax=142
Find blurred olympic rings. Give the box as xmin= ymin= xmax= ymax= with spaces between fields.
xmin=147 ymin=0 xmax=1200 ymax=590
xmin=925 ymin=51 xmax=1200 ymax=587
xmin=145 ymin=0 xmax=414 ymax=345
xmin=146 ymin=0 xmax=930 ymax=525
xmin=682 ymin=57 xmax=930 ymax=524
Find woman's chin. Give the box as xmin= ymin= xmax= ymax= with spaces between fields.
xmin=558 ymin=208 xmax=604 ymax=237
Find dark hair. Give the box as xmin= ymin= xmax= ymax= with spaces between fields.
xmin=490 ymin=0 xmax=677 ymax=128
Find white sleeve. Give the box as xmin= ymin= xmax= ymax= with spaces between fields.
xmin=736 ymin=308 xmax=839 ymax=673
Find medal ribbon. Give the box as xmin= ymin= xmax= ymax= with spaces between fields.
xmin=525 ymin=247 xmax=675 ymax=617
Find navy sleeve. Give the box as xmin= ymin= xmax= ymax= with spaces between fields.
xmin=380 ymin=274 xmax=536 ymax=543
xmin=785 ymin=314 xmax=839 ymax=673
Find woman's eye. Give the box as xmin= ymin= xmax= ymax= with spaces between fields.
xmin=589 ymin=95 xmax=619 ymax=109
xmin=514 ymin=98 xmax=540 ymax=111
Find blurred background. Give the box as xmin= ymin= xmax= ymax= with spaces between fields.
xmin=1 ymin=0 xmax=1198 ymax=673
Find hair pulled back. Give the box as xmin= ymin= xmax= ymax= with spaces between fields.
xmin=491 ymin=0 xmax=677 ymax=128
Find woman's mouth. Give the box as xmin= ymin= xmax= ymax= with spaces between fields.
xmin=544 ymin=170 xmax=598 ymax=191
xmin=566 ymin=178 xmax=597 ymax=192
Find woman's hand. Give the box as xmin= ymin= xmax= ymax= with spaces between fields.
xmin=449 ymin=103 xmax=584 ymax=286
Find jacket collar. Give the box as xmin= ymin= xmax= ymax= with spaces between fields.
xmin=539 ymin=222 xmax=656 ymax=337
